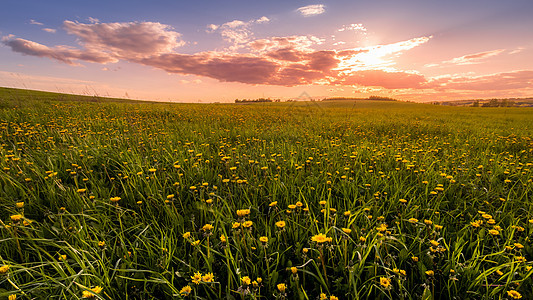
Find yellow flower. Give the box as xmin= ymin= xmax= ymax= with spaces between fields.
xmin=58 ymin=254 xmax=67 ymax=261
xmin=191 ymin=272 xmax=202 ymax=284
xmin=220 ymin=234 xmax=227 ymax=243
xmin=434 ymin=224 xmax=443 ymax=230
xmin=166 ymin=194 xmax=174 ymax=199
xmin=232 ymin=222 xmax=241 ymax=229
xmin=242 ymin=220 xmax=253 ymax=228
xmin=470 ymin=220 xmax=482 ymax=227
xmin=182 ymin=232 xmax=191 ymax=239
xmin=180 ymin=285 xmax=192 ymax=296
xmin=506 ymin=290 xmax=522 ymax=299
xmin=380 ymin=277 xmax=391 ymax=288
xmin=241 ymin=276 xmax=251 ymax=285
xmin=259 ymin=236 xmax=268 ymax=243
xmin=342 ymin=228 xmax=352 ymax=234
xmin=344 ymin=211 xmax=351 ymax=216
xmin=110 ymin=196 xmax=121 ymax=203
xmin=0 ymin=265 xmax=10 ymax=274
xmin=408 ymin=218 xmax=418 ymax=224
xmin=98 ymin=241 xmax=105 ymax=247
xmin=411 ymin=256 xmax=419 ymax=262
xmin=277 ymin=283 xmax=287 ymax=292
xmin=424 ymin=219 xmax=433 ymax=225
xmin=237 ymin=209 xmax=250 ymax=217
xmin=202 ymin=272 xmax=214 ymax=283
xmin=359 ymin=236 xmax=366 ymax=242
xmin=295 ymin=201 xmax=303 ymax=207
xmin=191 ymin=240 xmax=200 ymax=246
xmin=15 ymin=202 xmax=24 ymax=208
xmin=425 ymin=270 xmax=434 ymax=276
xmin=275 ymin=221 xmax=286 ymax=228
xmin=288 ymin=204 xmax=296 ymax=210
xmin=513 ymin=243 xmax=524 ymax=249
xmin=488 ymin=229 xmax=499 ymax=235
xmin=202 ymin=224 xmax=214 ymax=231
xmin=330 ymin=296 xmax=339 ymax=300
xmin=148 ymin=168 xmax=157 ymax=172
xmin=319 ymin=200 xmax=327 ymax=205
xmin=290 ymin=267 xmax=297 ymax=274
xmin=8 ymin=294 xmax=16 ymax=300
xmin=81 ymin=286 xmax=102 ymax=298
xmin=311 ymin=233 xmax=332 ymax=244
xmin=10 ymin=214 xmax=23 ymax=222
xmin=269 ymin=201 xmax=278 ymax=207
xmin=430 ymin=240 xmax=440 ymax=247
xmin=320 ymin=293 xmax=328 ymax=300
xmin=399 ymin=199 xmax=407 ymax=203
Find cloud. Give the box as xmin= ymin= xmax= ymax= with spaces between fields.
xmin=297 ymin=4 xmax=326 ymax=16
xmin=2 ymin=37 xmax=116 ymax=65
xmin=62 ymin=20 xmax=184 ymax=58
xmin=43 ymin=28 xmax=57 ymax=33
xmin=337 ymin=23 xmax=367 ymax=33
xmin=430 ymin=70 xmax=533 ymax=91
xmin=248 ymin=35 xmax=324 ymax=52
xmin=428 ymin=49 xmax=505 ymax=67
xmin=208 ymin=16 xmax=270 ymax=48
xmin=335 ymin=70 xmax=427 ymax=89
xmin=29 ymin=19 xmax=43 ymax=26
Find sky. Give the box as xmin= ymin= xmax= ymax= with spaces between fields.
xmin=1 ymin=0 xmax=533 ymax=102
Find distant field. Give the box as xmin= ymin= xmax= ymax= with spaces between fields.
xmin=0 ymin=90 xmax=532 ymax=299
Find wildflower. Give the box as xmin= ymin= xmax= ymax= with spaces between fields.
xmin=180 ymin=285 xmax=192 ymax=296
xmin=241 ymin=276 xmax=251 ymax=285
xmin=77 ymin=189 xmax=86 ymax=193
xmin=191 ymin=240 xmax=200 ymax=246
xmin=411 ymin=256 xmax=419 ymax=262
xmin=288 ymin=204 xmax=296 ymax=210
xmin=408 ymin=218 xmax=418 ymax=224
xmin=259 ymin=236 xmax=268 ymax=243
xmin=149 ymin=168 xmax=156 ymax=172
xmin=506 ymin=290 xmax=522 ymax=299
xmin=344 ymin=211 xmax=351 ymax=216
xmin=220 ymin=234 xmax=227 ymax=243
xmin=58 ymin=254 xmax=67 ymax=261
xmin=81 ymin=286 xmax=103 ymax=298
xmin=237 ymin=209 xmax=250 ymax=217
xmin=202 ymin=224 xmax=214 ymax=231
xmin=424 ymin=219 xmax=433 ymax=225
xmin=202 ymin=273 xmax=214 ymax=283
xmin=290 ymin=267 xmax=297 ymax=274
xmin=513 ymin=243 xmax=524 ymax=249
xmin=470 ymin=220 xmax=482 ymax=228
xmin=430 ymin=240 xmax=440 ymax=247
xmin=488 ymin=229 xmax=499 ymax=235
xmin=15 ymin=202 xmax=24 ymax=208
xmin=166 ymin=194 xmax=174 ymax=199
xmin=481 ymin=214 xmax=492 ymax=219
xmin=182 ymin=232 xmax=191 ymax=239
xmin=330 ymin=296 xmax=339 ymax=300
xmin=359 ymin=236 xmax=366 ymax=242
xmin=319 ymin=200 xmax=327 ymax=205
xmin=275 ymin=221 xmax=286 ymax=229
xmin=0 ymin=265 xmax=10 ymax=274
xmin=380 ymin=277 xmax=391 ymax=288
xmin=399 ymin=199 xmax=407 ymax=203
xmin=342 ymin=228 xmax=352 ymax=234
xmin=277 ymin=283 xmax=287 ymax=292
xmin=269 ymin=201 xmax=278 ymax=207
xmin=191 ymin=272 xmax=202 ymax=284
xmin=311 ymin=233 xmax=332 ymax=244
xmin=98 ymin=241 xmax=105 ymax=247
xmin=232 ymin=222 xmax=241 ymax=229
xmin=110 ymin=196 xmax=121 ymax=203
xmin=515 ymin=256 xmax=526 ymax=263
xmin=242 ymin=220 xmax=253 ymax=228
xmin=302 ymin=248 xmax=309 ymax=254
xmin=8 ymin=295 xmax=16 ymax=300
xmin=295 ymin=201 xmax=303 ymax=207
xmin=425 ymin=270 xmax=434 ymax=276
xmin=10 ymin=214 xmax=23 ymax=222
xmin=320 ymin=293 xmax=328 ymax=300
xmin=435 ymin=224 xmax=443 ymax=230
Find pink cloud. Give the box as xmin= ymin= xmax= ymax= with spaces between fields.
xmin=335 ymin=70 xmax=427 ymax=89
xmin=434 ymin=49 xmax=505 ymax=66
xmin=431 ymin=70 xmax=533 ymax=91
xmin=62 ymin=20 xmax=184 ymax=58
xmin=2 ymin=37 xmax=116 ymax=65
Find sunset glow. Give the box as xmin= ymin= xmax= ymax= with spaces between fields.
xmin=1 ymin=0 xmax=532 ymax=102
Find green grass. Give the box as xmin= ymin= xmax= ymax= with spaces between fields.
xmin=0 ymin=91 xmax=532 ymax=299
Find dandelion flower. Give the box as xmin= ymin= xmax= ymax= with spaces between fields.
xmin=242 ymin=220 xmax=253 ymax=228
xmin=380 ymin=277 xmax=391 ymax=288
xmin=275 ymin=221 xmax=286 ymax=228
xmin=241 ymin=276 xmax=251 ymax=285
xmin=311 ymin=233 xmax=332 ymax=244
xmin=259 ymin=236 xmax=268 ymax=243
xmin=507 ymin=290 xmax=522 ymax=299
xmin=277 ymin=283 xmax=287 ymax=292
xmin=180 ymin=285 xmax=192 ymax=296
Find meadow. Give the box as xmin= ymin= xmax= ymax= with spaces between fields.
xmin=0 ymin=91 xmax=532 ymax=299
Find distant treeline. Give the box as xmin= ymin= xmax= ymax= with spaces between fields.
xmin=235 ymin=98 xmax=281 ymax=103
xmin=436 ymin=98 xmax=532 ymax=107
xmin=322 ymin=95 xmax=398 ymax=101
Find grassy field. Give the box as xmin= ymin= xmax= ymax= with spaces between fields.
xmin=0 ymin=91 xmax=532 ymax=299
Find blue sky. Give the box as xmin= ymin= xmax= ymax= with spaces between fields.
xmin=1 ymin=0 xmax=533 ymax=101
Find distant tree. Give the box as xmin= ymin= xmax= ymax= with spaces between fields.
xmin=472 ymin=100 xmax=480 ymax=107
